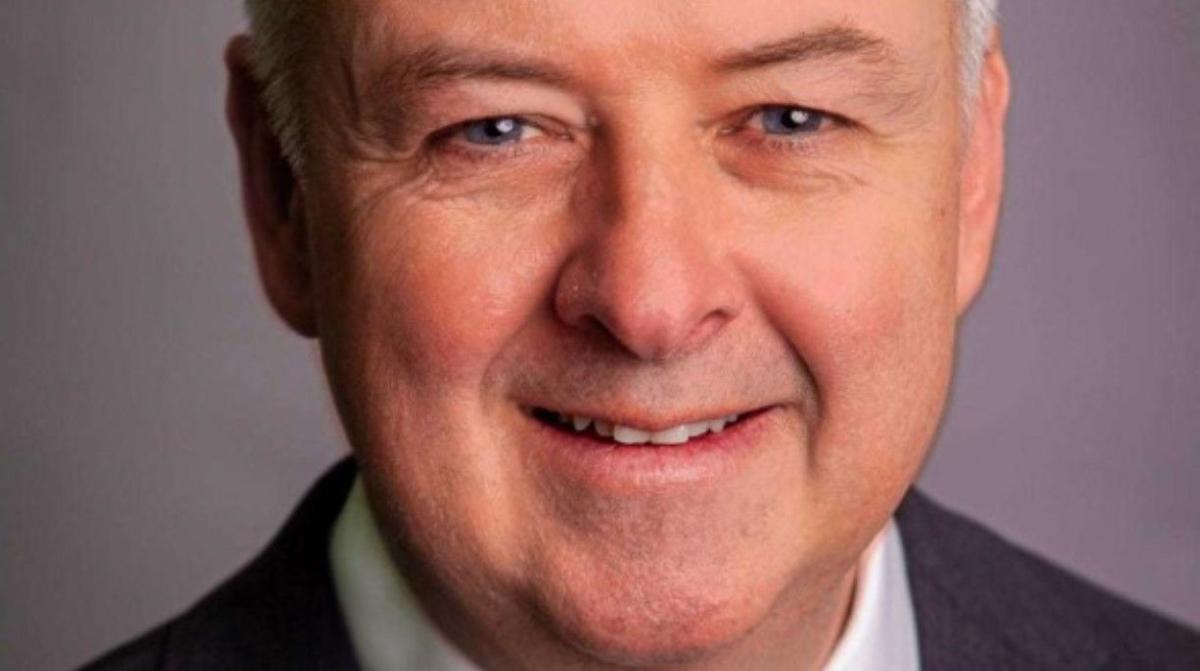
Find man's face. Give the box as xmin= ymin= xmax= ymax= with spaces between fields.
xmin=246 ymin=0 xmax=1003 ymax=665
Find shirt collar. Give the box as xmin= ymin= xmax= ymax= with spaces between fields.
xmin=823 ymin=512 xmax=921 ymax=671
xmin=331 ymin=477 xmax=919 ymax=671
xmin=330 ymin=479 xmax=479 ymax=671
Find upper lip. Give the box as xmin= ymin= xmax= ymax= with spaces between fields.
xmin=523 ymin=404 xmax=769 ymax=432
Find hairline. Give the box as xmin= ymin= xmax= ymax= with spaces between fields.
xmin=244 ymin=0 xmax=998 ymax=173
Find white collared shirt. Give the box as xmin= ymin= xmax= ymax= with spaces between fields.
xmin=330 ymin=478 xmax=920 ymax=670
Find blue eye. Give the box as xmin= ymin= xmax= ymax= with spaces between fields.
xmin=461 ymin=117 xmax=527 ymax=145
xmin=759 ymin=106 xmax=825 ymax=135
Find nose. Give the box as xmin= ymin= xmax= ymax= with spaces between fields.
xmin=554 ymin=132 xmax=744 ymax=362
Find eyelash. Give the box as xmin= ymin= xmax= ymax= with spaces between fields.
xmin=427 ymin=105 xmax=846 ymax=163
xmin=725 ymin=106 xmax=847 ymax=155
xmin=427 ymin=120 xmax=546 ymax=163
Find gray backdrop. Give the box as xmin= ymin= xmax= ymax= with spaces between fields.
xmin=3 ymin=2 xmax=1198 ymax=669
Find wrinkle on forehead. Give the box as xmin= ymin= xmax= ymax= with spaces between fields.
xmin=303 ymin=0 xmax=958 ymax=164
xmin=285 ymin=0 xmax=963 ymax=161
xmin=320 ymin=0 xmax=948 ymax=83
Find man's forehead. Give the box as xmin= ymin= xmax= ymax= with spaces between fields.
xmin=324 ymin=0 xmax=954 ymax=76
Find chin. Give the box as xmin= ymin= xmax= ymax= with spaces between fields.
xmin=557 ymin=607 xmax=756 ymax=668
xmin=533 ymin=561 xmax=784 ymax=668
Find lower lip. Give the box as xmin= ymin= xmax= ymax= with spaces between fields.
xmin=526 ymin=406 xmax=779 ymax=491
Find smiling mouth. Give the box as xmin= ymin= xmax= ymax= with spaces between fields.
xmin=528 ymin=407 xmax=759 ymax=446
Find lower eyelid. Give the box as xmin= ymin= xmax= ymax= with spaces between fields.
xmin=439 ymin=139 xmax=534 ymax=161
xmin=751 ymin=134 xmax=822 ymax=155
xmin=431 ymin=134 xmax=574 ymax=172
xmin=731 ymin=123 xmax=829 ymax=151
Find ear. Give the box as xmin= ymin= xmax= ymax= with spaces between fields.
xmin=225 ymin=35 xmax=318 ymax=338
xmin=955 ymin=28 xmax=1012 ymax=315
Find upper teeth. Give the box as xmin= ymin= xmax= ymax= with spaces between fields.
xmin=550 ymin=412 xmax=741 ymax=445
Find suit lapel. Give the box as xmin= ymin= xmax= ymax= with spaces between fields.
xmin=896 ymin=489 xmax=1111 ymax=670
xmin=163 ymin=458 xmax=362 ymax=670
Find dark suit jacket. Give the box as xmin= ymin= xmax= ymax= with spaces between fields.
xmin=81 ymin=459 xmax=1200 ymax=670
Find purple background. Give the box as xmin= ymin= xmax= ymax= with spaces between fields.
xmin=3 ymin=2 xmax=1198 ymax=669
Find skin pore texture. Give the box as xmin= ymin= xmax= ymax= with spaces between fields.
xmin=225 ymin=1 xmax=1010 ymax=669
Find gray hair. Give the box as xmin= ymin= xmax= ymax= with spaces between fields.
xmin=245 ymin=0 xmax=999 ymax=172
xmin=961 ymin=0 xmax=1000 ymax=115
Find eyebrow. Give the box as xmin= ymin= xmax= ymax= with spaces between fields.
xmin=712 ymin=25 xmax=902 ymax=73
xmin=361 ymin=44 xmax=575 ymax=104
xmin=338 ymin=41 xmax=578 ymax=145
xmin=360 ymin=24 xmax=898 ymax=101
xmin=346 ymin=24 xmax=908 ymax=139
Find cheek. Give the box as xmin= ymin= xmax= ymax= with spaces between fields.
xmin=312 ymin=185 xmax=567 ymax=389
xmin=307 ymin=182 xmax=575 ymax=577
xmin=739 ymin=183 xmax=958 ymax=468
